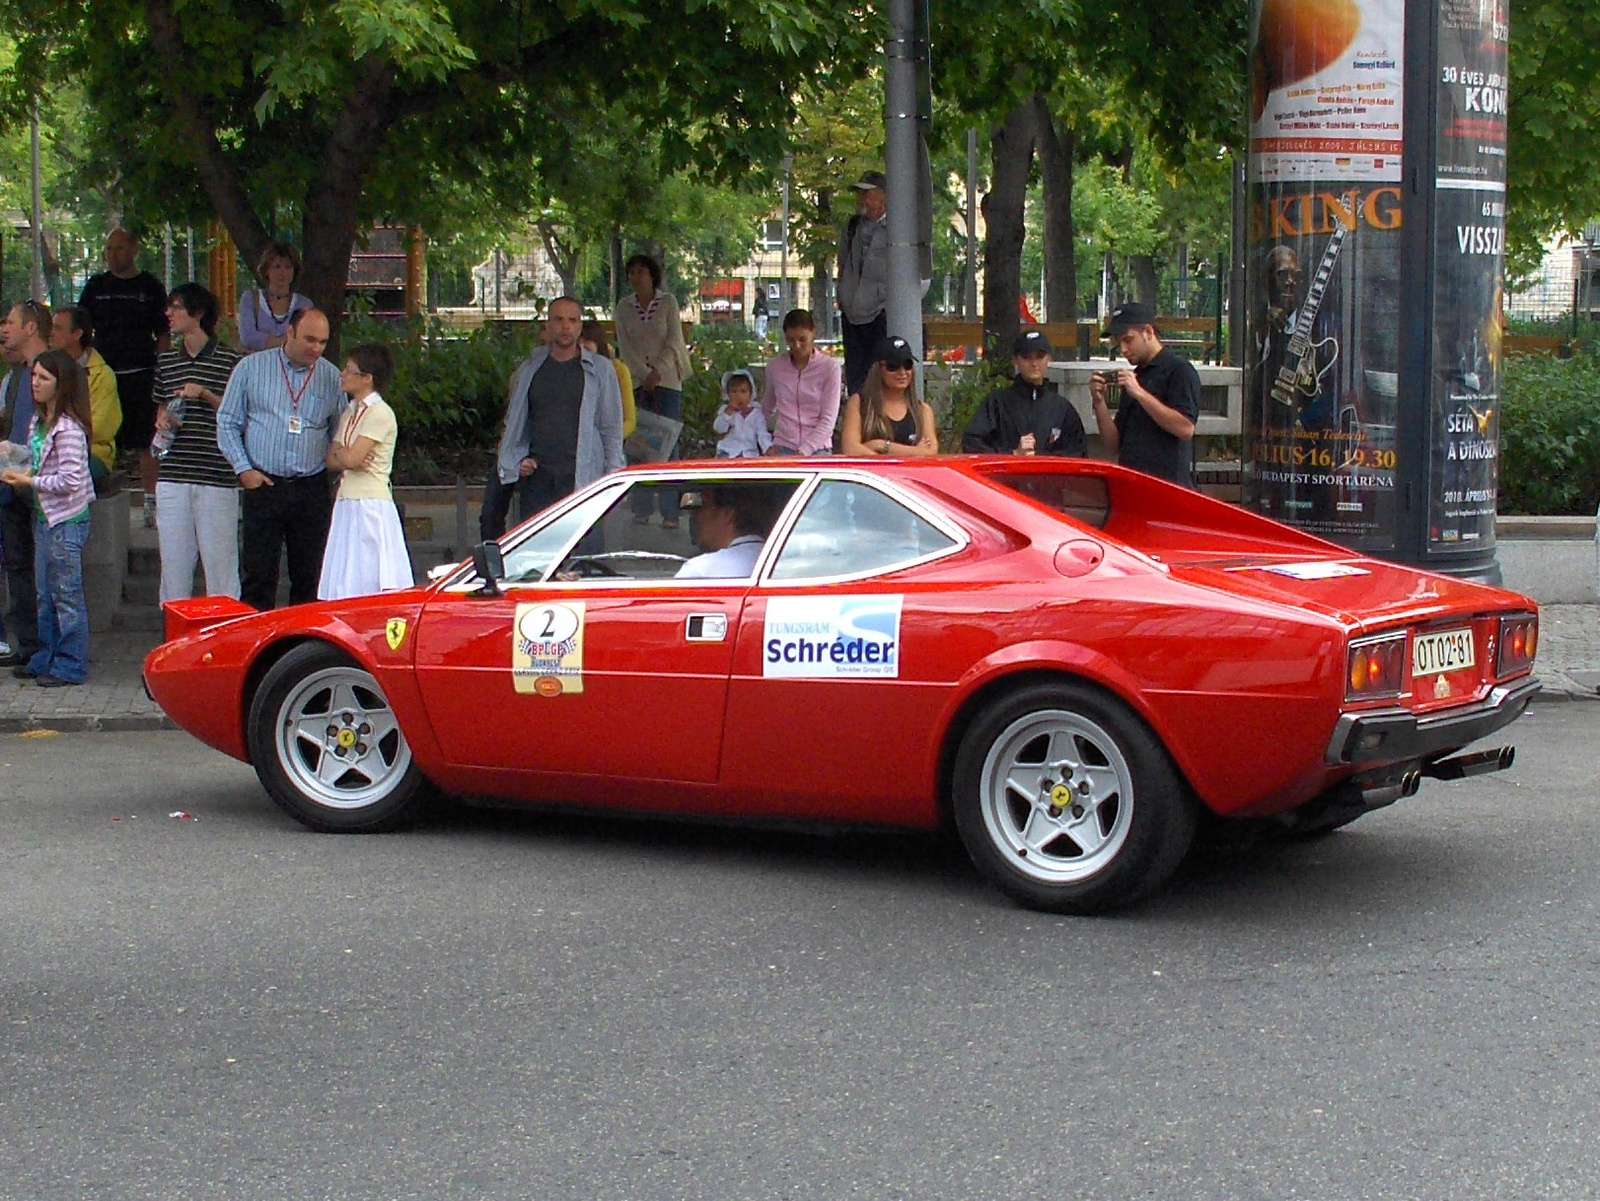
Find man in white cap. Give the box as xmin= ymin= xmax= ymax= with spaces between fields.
xmin=837 ymin=169 xmax=889 ymax=397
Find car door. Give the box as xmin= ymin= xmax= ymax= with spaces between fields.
xmin=411 ymin=474 xmax=798 ymax=784
xmin=720 ymin=475 xmax=973 ymax=824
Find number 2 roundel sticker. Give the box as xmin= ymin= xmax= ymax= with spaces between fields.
xmin=512 ymin=602 xmax=586 ymax=695
xmin=517 ymin=604 xmax=580 ymax=646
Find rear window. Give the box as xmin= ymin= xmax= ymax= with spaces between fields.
xmin=985 ymin=472 xmax=1110 ymax=529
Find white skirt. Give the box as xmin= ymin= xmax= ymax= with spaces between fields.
xmin=318 ymin=497 xmax=415 ymax=600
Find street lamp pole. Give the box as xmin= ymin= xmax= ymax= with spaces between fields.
xmin=883 ymin=0 xmax=923 ymax=355
xmin=780 ymin=153 xmax=794 ymax=314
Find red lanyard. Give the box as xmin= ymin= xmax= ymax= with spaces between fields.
xmin=342 ymin=399 xmax=371 ymax=444
xmin=279 ymin=351 xmax=313 ymax=416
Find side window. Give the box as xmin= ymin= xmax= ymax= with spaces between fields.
xmin=553 ymin=479 xmax=802 ymax=582
xmin=551 ymin=481 xmax=699 ymax=580
xmin=498 ymin=485 xmax=624 ymax=585
xmin=769 ymin=480 xmax=956 ymax=581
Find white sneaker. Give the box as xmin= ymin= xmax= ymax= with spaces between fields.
xmin=0 ymin=640 xmax=10 ymax=657
xmin=143 ymin=496 xmax=157 ymax=528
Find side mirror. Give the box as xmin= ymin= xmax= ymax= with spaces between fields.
xmin=471 ymin=540 xmax=505 ymax=596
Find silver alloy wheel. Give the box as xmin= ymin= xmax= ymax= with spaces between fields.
xmin=976 ymin=708 xmax=1136 ymax=885
xmin=272 ymin=665 xmax=412 ymax=811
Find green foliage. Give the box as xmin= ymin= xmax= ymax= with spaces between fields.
xmin=935 ymin=361 xmax=1011 ymax=452
xmin=1498 ymin=349 xmax=1600 ymax=515
xmin=340 ymin=315 xmax=536 ymax=458
xmin=1508 ymin=0 xmax=1600 ymax=273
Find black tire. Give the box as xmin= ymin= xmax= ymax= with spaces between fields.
xmin=247 ymin=641 xmax=430 ymax=833
xmin=951 ymin=681 xmax=1195 ymax=914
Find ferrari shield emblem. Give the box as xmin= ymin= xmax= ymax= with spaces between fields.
xmin=385 ymin=618 xmax=408 ymax=651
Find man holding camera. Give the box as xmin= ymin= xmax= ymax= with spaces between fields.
xmin=1090 ymin=302 xmax=1199 ymax=488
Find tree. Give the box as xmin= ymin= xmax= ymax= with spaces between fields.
xmin=0 ymin=0 xmax=870 ymax=340
xmin=929 ymin=0 xmax=1245 ymax=352
xmin=1507 ymin=0 xmax=1600 ymax=274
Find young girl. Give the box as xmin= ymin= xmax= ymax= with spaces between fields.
xmin=317 ymin=344 xmax=414 ymax=600
xmin=0 ymin=350 xmax=96 ymax=686
xmin=840 ymin=336 xmax=939 ymax=457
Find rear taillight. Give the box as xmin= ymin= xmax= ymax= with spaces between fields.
xmin=1496 ymin=614 xmax=1538 ymax=677
xmin=1346 ymin=632 xmax=1406 ymax=701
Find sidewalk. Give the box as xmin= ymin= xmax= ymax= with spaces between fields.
xmin=4 ymin=603 xmax=1597 ymax=735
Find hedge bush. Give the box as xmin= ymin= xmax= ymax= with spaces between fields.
xmin=1499 ymin=349 xmax=1600 ymax=516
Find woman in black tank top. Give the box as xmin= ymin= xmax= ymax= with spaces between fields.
xmin=841 ymin=335 xmax=939 ymax=457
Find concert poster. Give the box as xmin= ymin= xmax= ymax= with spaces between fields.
xmin=1425 ymin=0 xmax=1508 ymax=555
xmin=1244 ymin=0 xmax=1405 ymax=548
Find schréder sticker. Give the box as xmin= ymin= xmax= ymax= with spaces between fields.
xmin=763 ymin=595 xmax=902 ymax=678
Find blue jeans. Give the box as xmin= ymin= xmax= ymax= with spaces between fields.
xmin=28 ymin=517 xmax=91 ymax=684
xmin=631 ymin=386 xmax=683 ymax=520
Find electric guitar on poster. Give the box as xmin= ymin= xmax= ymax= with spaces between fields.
xmin=1270 ymin=225 xmax=1347 ymax=410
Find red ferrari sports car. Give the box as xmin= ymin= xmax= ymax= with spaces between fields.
xmin=144 ymin=457 xmax=1539 ymax=913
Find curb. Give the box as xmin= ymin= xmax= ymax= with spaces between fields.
xmin=1 ymin=714 xmax=176 ymax=734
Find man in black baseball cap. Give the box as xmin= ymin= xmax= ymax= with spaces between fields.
xmin=1090 ymin=302 xmax=1200 ymax=486
xmin=962 ymin=329 xmax=1085 ymax=458
xmin=838 ymin=169 xmax=891 ymax=396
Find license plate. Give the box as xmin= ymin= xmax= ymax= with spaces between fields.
xmin=1413 ymin=628 xmax=1475 ymax=678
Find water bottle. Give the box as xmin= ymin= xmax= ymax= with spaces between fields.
xmin=151 ymin=398 xmax=185 ymax=458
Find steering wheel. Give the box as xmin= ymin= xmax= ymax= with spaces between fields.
xmin=562 ymin=556 xmax=623 ymax=579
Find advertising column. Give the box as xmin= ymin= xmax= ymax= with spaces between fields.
xmin=1244 ymin=0 xmax=1406 ymax=554
xmin=1424 ymin=0 xmax=1509 ymax=564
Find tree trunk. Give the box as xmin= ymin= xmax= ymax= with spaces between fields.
xmin=1034 ymin=95 xmax=1077 ymax=331
xmin=537 ymin=221 xmax=579 ymax=297
xmin=983 ymin=100 xmax=1038 ymax=359
xmin=1130 ymin=255 xmax=1159 ymax=307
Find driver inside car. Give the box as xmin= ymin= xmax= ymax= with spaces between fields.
xmin=675 ymin=485 xmax=786 ymax=579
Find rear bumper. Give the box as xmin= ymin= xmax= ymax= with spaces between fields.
xmin=1326 ymin=675 xmax=1540 ymax=767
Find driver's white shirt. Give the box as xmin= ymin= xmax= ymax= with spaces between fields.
xmin=675 ymin=534 xmax=765 ymax=580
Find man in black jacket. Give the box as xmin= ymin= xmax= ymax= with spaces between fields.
xmin=962 ymin=330 xmax=1086 ymax=457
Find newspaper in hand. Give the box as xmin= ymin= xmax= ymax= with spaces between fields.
xmin=0 ymin=440 xmax=31 ymax=473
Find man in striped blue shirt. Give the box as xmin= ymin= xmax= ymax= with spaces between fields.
xmin=217 ymin=308 xmax=345 ymax=609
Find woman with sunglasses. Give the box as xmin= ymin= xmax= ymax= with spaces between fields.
xmin=840 ymin=335 xmax=938 ymax=457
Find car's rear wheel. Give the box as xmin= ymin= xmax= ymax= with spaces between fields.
xmin=952 ymin=682 xmax=1195 ymax=914
xmin=247 ymin=642 xmax=428 ymax=832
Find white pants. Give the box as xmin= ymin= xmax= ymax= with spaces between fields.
xmin=156 ymin=481 xmax=241 ymax=603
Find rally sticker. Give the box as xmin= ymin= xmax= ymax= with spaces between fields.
xmin=763 ymin=595 xmax=902 ymax=679
xmin=1244 ymin=562 xmax=1370 ymax=580
xmin=513 ymin=602 xmax=585 ymax=694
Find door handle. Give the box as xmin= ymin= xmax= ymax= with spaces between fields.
xmin=685 ymin=613 xmax=728 ymax=642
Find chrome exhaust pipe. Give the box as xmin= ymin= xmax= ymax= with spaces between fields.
xmin=1357 ymin=769 xmax=1422 ymax=809
xmin=1422 ymin=745 xmax=1516 ymax=781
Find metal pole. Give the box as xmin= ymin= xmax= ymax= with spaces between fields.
xmin=187 ymin=226 xmax=195 ymax=281
xmin=163 ymin=223 xmax=173 ymax=290
xmin=884 ymin=0 xmax=923 ymax=357
xmin=780 ymin=153 xmax=793 ymax=315
xmin=1228 ymin=155 xmax=1246 ymax=368
xmin=29 ymin=104 xmax=45 ymax=301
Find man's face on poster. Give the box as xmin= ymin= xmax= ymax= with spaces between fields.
xmin=1267 ymin=248 xmax=1303 ymax=313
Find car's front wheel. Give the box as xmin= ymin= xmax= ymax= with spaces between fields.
xmin=952 ymin=682 xmax=1195 ymax=914
xmin=247 ymin=642 xmax=429 ymax=832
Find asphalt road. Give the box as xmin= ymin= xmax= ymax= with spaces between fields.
xmin=2 ymin=708 xmax=1597 ymax=1201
